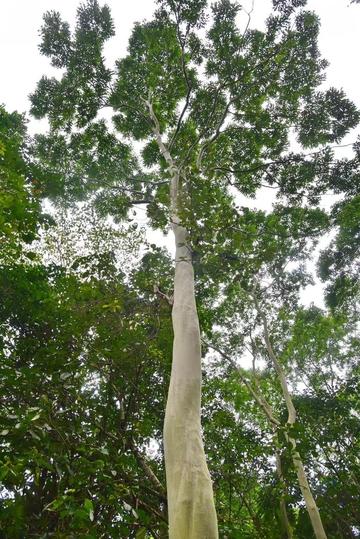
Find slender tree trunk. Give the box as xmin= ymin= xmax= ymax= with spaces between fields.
xmin=207 ymin=341 xmax=294 ymax=538
xmin=287 ymin=439 xmax=327 ymax=539
xmin=145 ymin=98 xmax=218 ymax=538
xmin=274 ymin=436 xmax=293 ymax=539
xmin=253 ymin=293 xmax=327 ymax=539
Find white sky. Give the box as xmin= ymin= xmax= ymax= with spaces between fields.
xmin=1 ymin=0 xmax=359 ymax=117
xmin=1 ymin=0 xmax=359 ymax=306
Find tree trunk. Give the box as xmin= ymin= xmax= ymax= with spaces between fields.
xmin=145 ymin=98 xmax=218 ymax=538
xmin=253 ymin=293 xmax=327 ymax=539
xmin=288 ymin=441 xmax=327 ymax=539
xmin=164 ymin=221 xmax=218 ymax=538
xmin=274 ymin=437 xmax=293 ymax=539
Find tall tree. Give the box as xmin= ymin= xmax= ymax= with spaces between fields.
xmin=29 ymin=0 xmax=359 ymax=536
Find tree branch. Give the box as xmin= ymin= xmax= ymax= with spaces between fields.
xmin=153 ymin=284 xmax=173 ymax=306
xmin=142 ymin=93 xmax=180 ymax=216
xmin=197 ymin=99 xmax=234 ymax=170
xmin=129 ymin=439 xmax=167 ymax=501
xmin=250 ymin=288 xmax=296 ymax=425
xmin=169 ymin=22 xmax=192 ymax=150
xmin=204 ymin=340 xmax=280 ymax=428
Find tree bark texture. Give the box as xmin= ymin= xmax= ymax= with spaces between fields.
xmin=164 ymin=222 xmax=218 ymax=538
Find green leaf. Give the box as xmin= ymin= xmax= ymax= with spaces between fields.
xmin=84 ymin=498 xmax=94 ymax=522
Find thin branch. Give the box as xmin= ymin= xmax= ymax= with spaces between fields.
xmin=197 ymin=99 xmax=234 ymax=170
xmin=169 ymin=87 xmax=192 ymax=151
xmin=250 ymin=288 xmax=297 ymax=425
xmin=242 ymin=0 xmax=255 ymax=37
xmin=142 ymin=93 xmax=180 ymax=216
xmin=143 ymin=95 xmax=177 ymax=173
xmin=153 ymin=284 xmax=173 ymax=306
xmin=179 ymin=84 xmax=228 ymax=170
xmin=212 ymin=142 xmax=356 ymax=177
xmin=204 ymin=340 xmax=280 ymax=427
xmin=169 ymin=21 xmax=192 ymax=150
xmin=179 ymin=40 xmax=298 ymax=170
xmin=129 ymin=199 xmax=152 ymax=205
xmin=137 ymin=498 xmax=168 ymax=524
xmin=129 ymin=439 xmax=167 ymax=501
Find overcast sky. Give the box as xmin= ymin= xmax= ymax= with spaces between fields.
xmin=1 ymin=0 xmax=359 ymax=306
xmin=1 ymin=0 xmax=359 ymax=117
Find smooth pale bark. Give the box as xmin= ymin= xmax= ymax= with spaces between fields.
xmin=287 ymin=439 xmax=327 ymax=539
xmin=164 ymin=222 xmax=218 ymax=538
xmin=145 ymin=98 xmax=218 ymax=538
